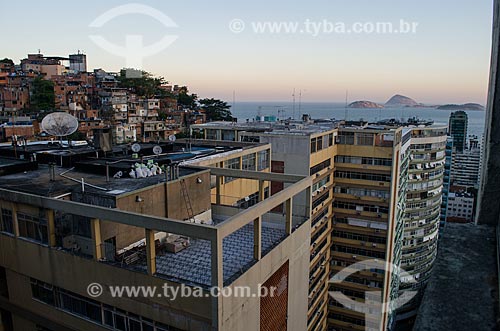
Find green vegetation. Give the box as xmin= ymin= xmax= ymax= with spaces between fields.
xmin=199 ymin=98 xmax=233 ymax=121
xmin=116 ymin=68 xmax=234 ymax=122
xmin=0 ymin=58 xmax=14 ymax=66
xmin=177 ymin=86 xmax=198 ymax=109
xmin=117 ymin=69 xmax=171 ymax=98
xmin=30 ymin=77 xmax=55 ymax=111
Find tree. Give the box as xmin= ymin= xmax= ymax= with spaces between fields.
xmin=0 ymin=58 xmax=14 ymax=66
xmin=30 ymin=77 xmax=55 ymax=111
xmin=177 ymin=86 xmax=198 ymax=109
xmin=199 ymin=98 xmax=233 ymax=121
xmin=117 ymin=69 xmax=168 ymax=98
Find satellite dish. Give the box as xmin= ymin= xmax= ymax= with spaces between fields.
xmin=153 ymin=145 xmax=163 ymax=155
xmin=41 ymin=112 xmax=79 ymax=137
xmin=168 ymin=135 xmax=177 ymax=142
xmin=131 ymin=143 xmax=141 ymax=153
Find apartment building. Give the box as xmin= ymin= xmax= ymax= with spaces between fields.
xmin=446 ymin=191 xmax=475 ymax=223
xmin=0 ymin=140 xmax=313 ymax=331
xmin=397 ymin=125 xmax=448 ymax=323
xmin=440 ymin=137 xmax=453 ymax=226
xmin=331 ymin=125 xmax=410 ymax=331
xmin=451 ymin=145 xmax=482 ymax=189
xmin=191 ymin=119 xmax=415 ymax=331
xmin=192 ymin=120 xmax=337 ymax=330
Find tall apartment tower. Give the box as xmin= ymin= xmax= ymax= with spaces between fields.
xmin=69 ymin=52 xmax=87 ymax=72
xmin=440 ymin=137 xmax=454 ymax=226
xmin=329 ymin=125 xmax=411 ymax=331
xmin=448 ymin=111 xmax=468 ymax=152
xmin=397 ymin=125 xmax=448 ymax=324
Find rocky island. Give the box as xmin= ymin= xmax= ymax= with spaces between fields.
xmin=437 ymin=103 xmax=485 ymax=111
xmin=385 ymin=94 xmax=420 ymax=107
xmin=348 ymin=101 xmax=384 ymax=109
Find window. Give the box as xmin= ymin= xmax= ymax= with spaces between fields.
xmin=316 ymin=137 xmax=323 ymax=151
xmin=31 ymin=278 xmax=184 ymax=331
xmin=338 ymin=132 xmax=355 ymax=145
xmin=224 ymin=157 xmax=241 ymax=183
xmin=310 ymin=138 xmax=317 ymax=153
xmin=18 ymin=212 xmax=48 ymax=244
xmin=356 ymin=133 xmax=374 ymax=146
xmin=0 ymin=208 xmax=13 ymax=234
xmin=257 ymin=150 xmax=270 ymax=171
xmin=242 ymin=154 xmax=256 ymax=171
xmin=310 ymin=159 xmax=331 ymax=176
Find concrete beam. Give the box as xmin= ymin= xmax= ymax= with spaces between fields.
xmin=0 ymin=189 xmax=218 ymax=241
xmin=188 ymin=166 xmax=305 ymax=183
xmin=217 ymin=176 xmax=312 ymax=238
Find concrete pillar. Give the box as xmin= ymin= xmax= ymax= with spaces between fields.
xmin=145 ymin=229 xmax=156 ymax=275
xmin=253 ymin=217 xmax=262 ymax=260
xmin=211 ymin=234 xmax=223 ymax=330
xmin=90 ymin=218 xmax=103 ymax=261
xmin=286 ymin=198 xmax=293 ymax=234
xmin=477 ymin=0 xmax=500 ymax=226
xmin=215 ymin=175 xmax=222 ymax=205
xmin=258 ymin=180 xmax=265 ymax=202
xmin=11 ymin=203 xmax=19 ymax=237
xmin=46 ymin=209 xmax=56 ymax=247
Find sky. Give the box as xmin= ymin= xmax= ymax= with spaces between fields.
xmin=2 ymin=0 xmax=494 ymax=104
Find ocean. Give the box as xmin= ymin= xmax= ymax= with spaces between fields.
xmin=231 ymin=102 xmax=486 ymax=138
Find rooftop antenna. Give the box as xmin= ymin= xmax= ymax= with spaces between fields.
xmin=344 ymin=90 xmax=349 ymax=121
xmin=298 ymin=89 xmax=302 ymax=118
xmin=292 ymin=88 xmax=296 ymax=120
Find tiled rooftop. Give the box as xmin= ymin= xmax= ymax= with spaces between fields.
xmin=150 ymin=224 xmax=286 ymax=287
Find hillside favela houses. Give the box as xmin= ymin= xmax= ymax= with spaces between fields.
xmin=0 ymin=53 xmax=210 ymax=144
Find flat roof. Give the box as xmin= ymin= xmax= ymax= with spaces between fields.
xmin=414 ymin=223 xmax=498 ymax=330
xmin=124 ymin=223 xmax=286 ymax=287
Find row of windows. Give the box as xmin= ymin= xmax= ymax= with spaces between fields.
xmin=333 ymin=245 xmax=386 ymax=259
xmin=312 ymin=175 xmax=330 ymax=192
xmin=31 ymin=278 xmax=182 ymax=331
xmin=310 ymin=133 xmax=334 ymax=153
xmin=310 ymin=159 xmax=331 ymax=176
xmin=337 ymin=132 xmax=378 ymax=146
xmin=333 ymin=201 xmax=389 ymax=214
xmin=334 ymin=186 xmax=390 ymax=200
xmin=0 ymin=209 xmax=49 ymax=244
xmin=335 ymin=155 xmax=392 ymax=167
xmin=312 ymin=191 xmax=331 ymax=209
xmin=335 ymin=171 xmax=391 ymax=183
xmin=332 ymin=230 xmax=386 ymax=244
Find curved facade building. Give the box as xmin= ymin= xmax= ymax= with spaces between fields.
xmin=398 ymin=125 xmax=448 ymax=321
